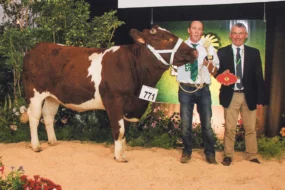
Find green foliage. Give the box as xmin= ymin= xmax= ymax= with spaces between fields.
xmin=32 ymin=0 xmax=124 ymax=47
xmin=191 ymin=123 xmax=223 ymax=150
xmin=127 ymin=106 xmax=182 ymax=149
xmin=234 ymin=118 xmax=246 ymax=151
xmin=0 ymin=0 xmax=44 ymax=106
xmin=53 ymin=108 xmax=113 ymax=143
xmin=0 ymin=124 xmax=30 ymax=143
xmin=0 ymin=104 xmax=114 ymax=144
xmin=0 ymin=28 xmax=37 ymax=105
xmin=258 ymin=135 xmax=285 ymax=160
xmin=0 ymin=0 xmax=124 ymax=109
xmin=0 ymin=65 xmax=12 ymax=103
xmin=88 ymin=11 xmax=124 ymax=48
xmin=0 ymin=166 xmax=25 ymax=190
xmin=150 ymin=133 xmax=173 ymax=149
xmin=0 ymin=100 xmax=31 ymax=143
xmin=127 ymin=105 xmax=221 ymax=149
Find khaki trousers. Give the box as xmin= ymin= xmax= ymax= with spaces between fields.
xmin=223 ymin=92 xmax=258 ymax=160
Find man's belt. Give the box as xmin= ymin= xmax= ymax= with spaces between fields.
xmin=180 ymin=83 xmax=208 ymax=88
xmin=233 ymin=89 xmax=244 ymax=93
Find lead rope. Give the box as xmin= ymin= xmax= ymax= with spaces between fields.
xmin=178 ymin=65 xmax=206 ymax=94
xmin=148 ymin=38 xmax=207 ymax=94
xmin=178 ymin=42 xmax=205 ymax=94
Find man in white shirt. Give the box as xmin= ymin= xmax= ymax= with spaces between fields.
xmin=177 ymin=21 xmax=219 ymax=164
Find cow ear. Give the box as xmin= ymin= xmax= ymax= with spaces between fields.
xmin=130 ymin=29 xmax=146 ymax=44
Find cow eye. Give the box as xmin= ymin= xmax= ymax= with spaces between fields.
xmin=164 ymin=37 xmax=173 ymax=42
xmin=167 ymin=38 xmax=174 ymax=42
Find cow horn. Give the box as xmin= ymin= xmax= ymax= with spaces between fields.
xmin=150 ymin=28 xmax=156 ymax=34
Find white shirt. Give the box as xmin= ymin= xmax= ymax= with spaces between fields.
xmin=177 ymin=38 xmax=220 ymax=84
xmin=232 ymin=44 xmax=245 ymax=90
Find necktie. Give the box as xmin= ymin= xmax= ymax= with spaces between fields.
xmin=190 ymin=43 xmax=198 ymax=81
xmin=236 ymin=47 xmax=243 ymax=89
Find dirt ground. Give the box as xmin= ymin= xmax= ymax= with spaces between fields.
xmin=0 ymin=141 xmax=284 ymax=190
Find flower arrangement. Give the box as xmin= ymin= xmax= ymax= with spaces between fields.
xmin=0 ymin=165 xmax=24 ymax=189
xmin=0 ymin=157 xmax=62 ymax=190
xmin=21 ymin=175 xmax=62 ymax=190
xmin=128 ymin=106 xmax=183 ymax=148
xmin=127 ymin=105 xmax=221 ymax=149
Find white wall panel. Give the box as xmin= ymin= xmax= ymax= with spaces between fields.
xmin=118 ymin=0 xmax=284 ymax=8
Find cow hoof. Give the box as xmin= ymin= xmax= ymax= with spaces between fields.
xmin=32 ymin=147 xmax=42 ymax=152
xmin=114 ymin=157 xmax=128 ymax=163
xmin=48 ymin=141 xmax=58 ymax=146
xmin=31 ymin=143 xmax=42 ymax=152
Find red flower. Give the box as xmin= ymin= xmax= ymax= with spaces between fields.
xmin=33 ymin=175 xmax=40 ymax=181
xmin=22 ymin=175 xmax=62 ymax=190
xmin=0 ymin=165 xmax=4 ymax=174
xmin=20 ymin=174 xmax=28 ymax=182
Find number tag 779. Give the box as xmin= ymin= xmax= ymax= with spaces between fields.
xmin=139 ymin=85 xmax=158 ymax=102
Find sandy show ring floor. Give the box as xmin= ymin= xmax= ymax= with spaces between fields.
xmin=0 ymin=141 xmax=284 ymax=190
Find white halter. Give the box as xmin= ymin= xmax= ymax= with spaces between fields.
xmin=146 ymin=38 xmax=184 ymax=66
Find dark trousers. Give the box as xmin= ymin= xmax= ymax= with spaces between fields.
xmin=179 ymin=84 xmax=216 ymax=157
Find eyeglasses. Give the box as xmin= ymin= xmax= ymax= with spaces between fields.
xmin=231 ymin=32 xmax=247 ymax=36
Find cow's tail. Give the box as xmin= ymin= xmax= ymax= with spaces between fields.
xmin=20 ymin=111 xmax=29 ymax=124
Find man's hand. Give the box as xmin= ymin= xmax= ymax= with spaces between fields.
xmin=217 ymin=69 xmax=232 ymax=86
xmin=203 ymin=58 xmax=217 ymax=76
xmin=203 ymin=58 xmax=211 ymax=67
xmin=223 ymin=69 xmax=230 ymax=74
xmin=257 ymin=104 xmax=263 ymax=109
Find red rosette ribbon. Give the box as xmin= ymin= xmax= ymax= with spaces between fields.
xmin=216 ymin=72 xmax=237 ymax=85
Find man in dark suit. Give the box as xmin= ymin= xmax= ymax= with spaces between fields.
xmin=217 ymin=23 xmax=265 ymax=166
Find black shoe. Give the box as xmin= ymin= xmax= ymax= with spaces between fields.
xmin=249 ymin=158 xmax=260 ymax=164
xmin=180 ymin=153 xmax=191 ymax=163
xmin=206 ymin=156 xmax=218 ymax=165
xmin=222 ymin=157 xmax=232 ymax=166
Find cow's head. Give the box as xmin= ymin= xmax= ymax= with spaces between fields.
xmin=130 ymin=25 xmax=198 ymax=67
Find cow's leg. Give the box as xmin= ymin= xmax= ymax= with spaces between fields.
xmin=42 ymin=97 xmax=59 ymax=146
xmin=28 ymin=95 xmax=45 ymax=152
xmin=112 ymin=118 xmax=128 ymax=162
xmin=122 ymin=120 xmax=131 ymax=155
xmin=105 ymin=99 xmax=128 ymax=162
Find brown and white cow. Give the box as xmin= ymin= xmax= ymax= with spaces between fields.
xmin=21 ymin=25 xmax=197 ymax=162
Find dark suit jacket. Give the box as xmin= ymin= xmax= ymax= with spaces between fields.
xmin=217 ymin=45 xmax=265 ymax=111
